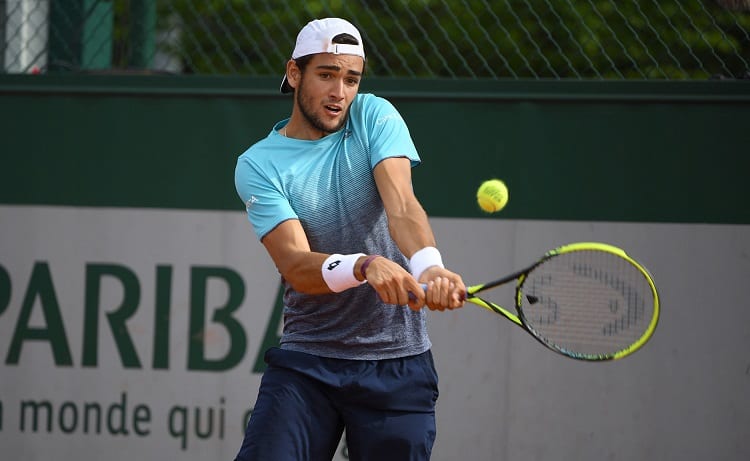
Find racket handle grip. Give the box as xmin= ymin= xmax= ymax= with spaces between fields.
xmin=407 ymin=284 xmax=428 ymax=302
xmin=408 ymin=283 xmax=468 ymax=302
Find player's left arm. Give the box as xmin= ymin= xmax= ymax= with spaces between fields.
xmin=372 ymin=157 xmax=465 ymax=310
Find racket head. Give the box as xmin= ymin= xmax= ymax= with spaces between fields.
xmin=515 ymin=242 xmax=659 ymax=361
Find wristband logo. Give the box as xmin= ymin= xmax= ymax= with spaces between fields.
xmin=327 ymin=260 xmax=342 ymax=271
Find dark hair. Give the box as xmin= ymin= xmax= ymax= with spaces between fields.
xmin=294 ymin=33 xmax=362 ymax=73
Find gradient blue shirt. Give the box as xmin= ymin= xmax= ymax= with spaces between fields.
xmin=235 ymin=93 xmax=430 ymax=360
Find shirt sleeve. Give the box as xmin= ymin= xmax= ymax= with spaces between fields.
xmin=362 ymin=95 xmax=421 ymax=169
xmin=235 ymin=155 xmax=298 ymax=241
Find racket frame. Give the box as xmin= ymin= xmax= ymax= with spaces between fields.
xmin=465 ymin=242 xmax=660 ymax=361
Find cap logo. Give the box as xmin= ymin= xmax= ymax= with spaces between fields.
xmin=328 ymin=43 xmax=364 ymax=56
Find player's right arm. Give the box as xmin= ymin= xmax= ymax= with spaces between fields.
xmin=260 ymin=219 xmax=330 ymax=295
xmin=261 ymin=219 xmax=426 ymax=308
xmin=235 ymin=156 xmax=330 ymax=294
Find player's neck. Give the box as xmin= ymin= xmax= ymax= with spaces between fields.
xmin=282 ymin=118 xmax=334 ymax=141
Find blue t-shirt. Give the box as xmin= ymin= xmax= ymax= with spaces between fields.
xmin=235 ymin=93 xmax=431 ymax=360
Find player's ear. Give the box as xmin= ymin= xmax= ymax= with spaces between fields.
xmin=286 ymin=60 xmax=301 ymax=92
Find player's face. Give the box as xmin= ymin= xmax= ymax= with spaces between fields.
xmin=295 ymin=53 xmax=363 ymax=135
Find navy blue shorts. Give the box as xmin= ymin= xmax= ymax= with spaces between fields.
xmin=234 ymin=347 xmax=439 ymax=461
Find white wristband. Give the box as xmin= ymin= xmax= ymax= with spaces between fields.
xmin=409 ymin=246 xmax=445 ymax=281
xmin=322 ymin=253 xmax=366 ymax=293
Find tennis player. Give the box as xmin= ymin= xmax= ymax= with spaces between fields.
xmin=233 ymin=17 xmax=465 ymax=461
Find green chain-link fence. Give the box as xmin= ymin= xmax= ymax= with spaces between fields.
xmin=2 ymin=0 xmax=749 ymax=80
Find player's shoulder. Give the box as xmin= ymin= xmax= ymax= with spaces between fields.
xmin=351 ymin=93 xmax=404 ymax=126
xmin=353 ymin=93 xmax=397 ymax=113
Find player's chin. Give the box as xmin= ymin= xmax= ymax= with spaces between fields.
xmin=329 ymin=118 xmax=348 ymax=134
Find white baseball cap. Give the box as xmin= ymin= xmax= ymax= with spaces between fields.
xmin=280 ymin=18 xmax=366 ymax=94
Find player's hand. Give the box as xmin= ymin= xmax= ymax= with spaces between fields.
xmin=419 ymin=266 xmax=466 ymax=311
xmin=362 ymin=256 xmax=426 ymax=310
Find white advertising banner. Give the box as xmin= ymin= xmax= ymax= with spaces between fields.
xmin=2 ymin=205 xmax=749 ymax=460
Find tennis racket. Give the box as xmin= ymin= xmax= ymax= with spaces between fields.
xmin=428 ymin=242 xmax=659 ymax=361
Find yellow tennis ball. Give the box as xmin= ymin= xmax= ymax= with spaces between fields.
xmin=477 ymin=179 xmax=509 ymax=213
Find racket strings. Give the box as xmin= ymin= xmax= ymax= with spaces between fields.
xmin=519 ymin=251 xmax=656 ymax=358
